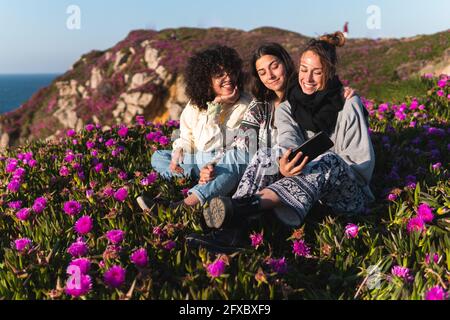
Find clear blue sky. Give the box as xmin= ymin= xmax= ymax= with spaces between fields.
xmin=0 ymin=0 xmax=449 ymax=74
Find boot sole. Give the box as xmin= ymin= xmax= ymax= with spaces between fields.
xmin=203 ymin=197 xmax=232 ymax=229
xmin=186 ymin=234 xmax=245 ymax=254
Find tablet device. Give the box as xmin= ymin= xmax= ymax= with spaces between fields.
xmin=288 ymin=131 xmax=334 ymax=165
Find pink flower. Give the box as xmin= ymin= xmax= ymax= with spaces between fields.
xmin=250 ymin=232 xmax=264 ymax=249
xmin=130 ymin=248 xmax=149 ymax=268
xmin=106 ymin=229 xmax=124 ymax=244
xmin=32 ymin=197 xmax=47 ymax=214
xmin=114 ymin=187 xmax=128 ymax=202
xmin=67 ymin=238 xmax=88 ymax=257
xmin=103 ymin=187 xmax=114 ymax=198
xmin=163 ymin=240 xmax=176 ymax=251
xmin=140 ymin=172 xmax=158 ymax=186
xmin=425 ymin=253 xmax=440 ymax=265
xmin=425 ymin=286 xmax=448 ymax=300
xmin=206 ymin=259 xmax=226 ymax=278
xmin=437 ymin=79 xmax=447 ymax=88
xmin=417 ymin=203 xmax=434 ymax=223
xmin=8 ymin=201 xmax=22 ymax=210
xmin=292 ymin=240 xmax=311 ymax=257
xmin=118 ymin=126 xmax=128 ymax=138
xmin=181 ymin=188 xmax=190 ymax=197
xmin=16 ymin=208 xmax=32 ymax=221
xmin=7 ymin=179 xmax=21 ymax=193
xmin=104 ymin=265 xmax=126 ymax=288
xmin=105 ymin=139 xmax=116 ymax=147
xmin=94 ymin=163 xmax=103 ymax=173
xmin=67 ymin=129 xmax=76 ymax=137
xmin=14 ymin=238 xmax=32 ymax=252
xmin=6 ymin=158 xmax=18 ymax=173
xmin=391 ymin=266 xmax=413 ymax=281
xmin=69 ymin=258 xmax=91 ymax=274
xmin=152 ymin=226 xmax=165 ymax=237
xmin=74 ymin=216 xmax=93 ymax=235
xmin=85 ymin=124 xmax=95 ymax=131
xmin=65 ymin=274 xmax=92 ymax=297
xmin=345 ymin=224 xmax=359 ymax=239
xmin=59 ymin=166 xmax=70 ymax=177
xmin=86 ymin=141 xmax=95 ymax=149
xmin=437 ymin=90 xmax=444 ymax=97
xmin=387 ymin=193 xmax=398 ymax=201
xmin=64 ymin=201 xmax=82 ymax=216
xmin=432 ymin=162 xmax=442 ymax=170
xmin=118 ymin=171 xmax=128 ymax=180
xmin=267 ymin=257 xmax=288 ymax=274
xmin=407 ymin=217 xmax=425 ymax=234
xmin=158 ymin=136 xmax=170 ymax=146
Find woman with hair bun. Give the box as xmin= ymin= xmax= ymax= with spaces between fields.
xmin=188 ymin=32 xmax=376 ymax=252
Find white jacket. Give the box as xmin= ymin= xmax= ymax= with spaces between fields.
xmin=172 ymin=92 xmax=252 ymax=155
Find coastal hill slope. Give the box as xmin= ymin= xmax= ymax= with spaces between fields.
xmin=0 ymin=27 xmax=448 ymax=148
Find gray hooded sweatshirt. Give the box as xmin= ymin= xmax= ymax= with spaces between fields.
xmin=274 ymin=95 xmax=376 ymax=201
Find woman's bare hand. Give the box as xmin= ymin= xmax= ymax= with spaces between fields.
xmin=169 ymin=149 xmax=184 ymax=174
xmin=213 ymin=87 xmax=240 ymax=106
xmin=343 ymin=86 xmax=356 ymax=100
xmin=199 ymin=164 xmax=215 ymax=185
xmin=279 ymin=149 xmax=309 ymax=177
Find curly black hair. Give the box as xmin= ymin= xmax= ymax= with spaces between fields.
xmin=184 ymin=45 xmax=244 ymax=110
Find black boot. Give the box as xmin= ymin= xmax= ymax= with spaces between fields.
xmin=202 ymin=195 xmax=262 ymax=229
xmin=136 ymin=193 xmax=188 ymax=212
xmin=186 ymin=227 xmax=248 ymax=254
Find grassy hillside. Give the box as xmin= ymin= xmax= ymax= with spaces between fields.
xmin=0 ymin=75 xmax=448 ymax=300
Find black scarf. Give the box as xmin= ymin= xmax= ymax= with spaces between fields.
xmin=287 ymin=76 xmax=345 ymax=135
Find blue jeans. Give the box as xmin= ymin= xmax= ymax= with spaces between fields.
xmin=151 ymin=149 xmax=248 ymax=205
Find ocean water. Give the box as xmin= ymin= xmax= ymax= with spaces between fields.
xmin=0 ymin=74 xmax=60 ymax=114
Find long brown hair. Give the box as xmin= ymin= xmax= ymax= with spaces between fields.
xmin=251 ymin=43 xmax=295 ymax=102
xmin=300 ymin=32 xmax=346 ymax=88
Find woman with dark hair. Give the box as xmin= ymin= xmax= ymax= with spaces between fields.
xmin=137 ymin=45 xmax=252 ymax=210
xmin=188 ymin=32 xmax=375 ymax=253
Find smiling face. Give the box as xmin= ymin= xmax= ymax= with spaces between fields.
xmin=299 ymin=50 xmax=325 ymax=95
xmin=255 ymin=54 xmax=287 ymax=96
xmin=211 ymin=69 xmax=237 ymax=97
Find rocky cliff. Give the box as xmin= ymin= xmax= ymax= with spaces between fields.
xmin=0 ymin=27 xmax=448 ymax=148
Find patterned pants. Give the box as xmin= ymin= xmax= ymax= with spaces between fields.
xmin=233 ymin=148 xmax=281 ymax=199
xmin=267 ymin=152 xmax=369 ymax=223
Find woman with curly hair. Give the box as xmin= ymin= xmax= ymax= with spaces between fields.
xmin=188 ymin=32 xmax=375 ymax=253
xmin=137 ymin=45 xmax=252 ymax=210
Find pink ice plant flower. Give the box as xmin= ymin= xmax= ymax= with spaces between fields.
xmin=130 ymin=248 xmax=149 ymax=268
xmin=63 ymin=200 xmax=82 ymax=216
xmin=14 ymin=238 xmax=32 ymax=252
xmin=407 ymin=216 xmax=426 ymax=234
xmin=250 ymin=232 xmax=264 ymax=249
xmin=416 ymin=203 xmax=434 ymax=223
xmin=74 ymin=216 xmax=93 ymax=235
xmin=32 ymin=197 xmax=47 ymax=214
xmin=65 ymin=274 xmax=92 ymax=298
xmin=267 ymin=257 xmax=288 ymax=274
xmin=292 ymin=240 xmax=311 ymax=257
xmin=118 ymin=126 xmax=128 ymax=138
xmin=425 ymin=286 xmax=448 ymax=300
xmin=345 ymin=224 xmax=359 ymax=239
xmin=206 ymin=259 xmax=226 ymax=278
xmin=67 ymin=238 xmax=88 ymax=257
xmin=104 ymin=265 xmax=126 ymax=288
xmin=106 ymin=229 xmax=125 ymax=244
xmin=69 ymin=258 xmax=91 ymax=274
xmin=114 ymin=187 xmax=128 ymax=202
xmin=391 ymin=266 xmax=413 ymax=282
xmin=16 ymin=208 xmax=32 ymax=221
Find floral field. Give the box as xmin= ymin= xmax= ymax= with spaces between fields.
xmin=0 ymin=75 xmax=449 ymax=300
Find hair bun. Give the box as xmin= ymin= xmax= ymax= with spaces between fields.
xmin=319 ymin=31 xmax=346 ymax=47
